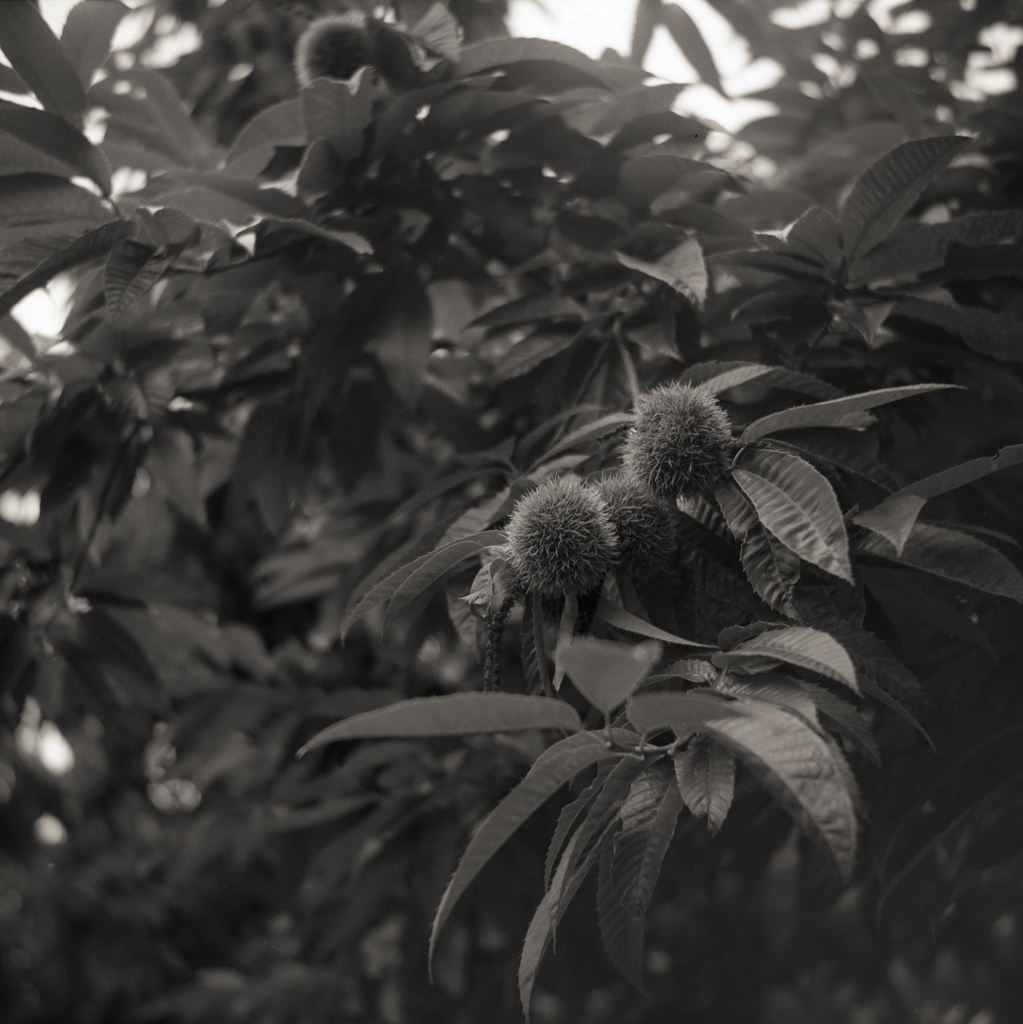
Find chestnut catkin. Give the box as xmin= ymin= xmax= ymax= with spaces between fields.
xmin=505 ymin=476 xmax=619 ymax=598
xmin=294 ymin=13 xmax=374 ymax=86
xmin=621 ymin=382 xmax=735 ymax=500
xmin=597 ymin=474 xmax=678 ymax=579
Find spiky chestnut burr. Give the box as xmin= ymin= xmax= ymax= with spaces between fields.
xmin=294 ymin=12 xmax=373 ymax=86
xmin=621 ymin=382 xmax=735 ymax=500
xmin=505 ymin=476 xmax=619 ymax=600
xmin=597 ymin=474 xmax=679 ymax=579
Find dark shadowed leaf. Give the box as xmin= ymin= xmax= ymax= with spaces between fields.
xmin=299 ymin=693 xmax=581 ymax=753
xmin=839 ymin=135 xmax=971 ymax=259
xmin=430 ymin=730 xmax=617 ymax=967
xmin=859 ymin=523 xmax=1023 ymax=603
xmin=369 ymin=272 xmax=434 ymax=407
xmin=0 ymin=106 xmax=111 ymax=193
xmin=301 ymin=73 xmax=375 ymax=160
xmin=740 ymin=525 xmax=801 ymax=618
xmin=894 ymin=299 xmax=1023 ymax=363
xmin=0 ymin=1 xmax=87 ymax=126
xmin=103 ymin=237 xmax=183 ymax=317
xmin=0 ymin=220 xmax=134 ymax=320
xmin=617 ymin=237 xmax=707 ymax=307
xmin=742 ymin=384 xmax=959 ymax=441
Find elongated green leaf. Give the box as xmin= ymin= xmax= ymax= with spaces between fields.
xmin=301 ymin=73 xmax=374 ymax=161
xmin=714 ymin=626 xmax=860 ymax=694
xmin=665 ymin=692 xmax=859 ymax=877
xmin=848 ymin=210 xmax=1023 ymax=284
xmin=854 ymin=444 xmax=1023 ymax=554
xmin=732 ymin=448 xmax=853 ymax=583
xmin=628 ymin=688 xmax=746 ymax=735
xmin=595 ymin=597 xmax=708 ymax=647
xmin=597 ymin=833 xmax=645 ymax=993
xmin=740 ymin=525 xmax=801 ymax=618
xmin=471 ymin=293 xmax=585 ymax=330
xmin=772 ymin=428 xmax=901 ymax=491
xmin=673 ymin=739 xmax=734 ymax=833
xmin=385 ymin=530 xmax=507 ymax=630
xmin=839 ymin=135 xmax=971 ymax=259
xmin=535 ymin=412 xmax=634 ymax=465
xmin=786 ymin=206 xmax=843 ymax=273
xmin=0 ymin=106 xmax=110 ymax=194
xmin=617 ymin=237 xmax=707 ymax=307
xmin=659 ymin=2 xmax=723 ymax=93
xmin=342 ymin=528 xmax=504 ymax=637
xmin=0 ymin=173 xmax=112 ymax=233
xmin=0 ymin=220 xmax=134 ymax=320
xmin=458 ymin=37 xmax=629 ymax=91
xmin=545 ymin=762 xmax=614 ymax=889
xmin=430 ymin=730 xmax=616 ymax=966
xmin=520 ymin=818 xmax=610 ymax=1021
xmin=103 ymin=237 xmax=183 ymax=317
xmin=859 ymin=523 xmax=1023 ymax=603
xmin=556 ymin=636 xmax=661 ymax=714
xmin=227 ymin=98 xmax=306 ymax=164
xmin=299 ymin=693 xmax=581 ymax=753
xmin=598 ymin=762 xmax=677 ymax=991
xmin=0 ymin=1 xmax=87 ymax=126
xmin=741 ymin=384 xmax=958 ymax=441
xmin=61 ymin=1 xmax=128 ymax=88
xmin=686 ymin=361 xmax=842 ymax=401
xmin=894 ymin=298 xmax=1023 ymax=363
xmin=799 ymin=682 xmax=880 ymax=765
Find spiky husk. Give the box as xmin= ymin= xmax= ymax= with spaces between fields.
xmin=294 ymin=13 xmax=373 ymax=86
xmin=597 ymin=474 xmax=679 ymax=579
xmin=505 ymin=477 xmax=619 ymax=598
xmin=621 ymin=382 xmax=735 ymax=500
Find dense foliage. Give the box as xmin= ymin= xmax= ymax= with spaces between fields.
xmin=2 ymin=1 xmax=1023 ymax=1022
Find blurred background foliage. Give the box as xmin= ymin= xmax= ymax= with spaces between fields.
xmin=1 ymin=1 xmax=1023 ymax=1022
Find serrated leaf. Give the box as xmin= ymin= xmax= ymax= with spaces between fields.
xmin=799 ymin=682 xmax=880 ymax=765
xmin=384 ymin=530 xmax=507 ymax=631
xmin=786 ymin=206 xmax=843 ymax=273
xmin=854 ymin=444 xmax=1023 ymax=554
xmin=556 ymin=636 xmax=661 ymax=714
xmin=342 ymin=529 xmax=505 ymax=638
xmin=0 ymin=220 xmax=134 ymax=320
xmin=732 ymin=448 xmax=853 ymax=583
xmin=532 ymin=412 xmax=634 ymax=466
xmin=103 ymin=237 xmax=181 ymax=317
xmin=839 ymin=135 xmax=971 ymax=259
xmin=847 ymin=210 xmax=1023 ymax=284
xmin=741 ymin=384 xmax=958 ymax=441
xmin=545 ymin=762 xmax=613 ymax=889
xmin=298 ymin=693 xmax=581 ymax=753
xmin=617 ymin=237 xmax=707 ymax=307
xmin=430 ymin=730 xmax=616 ymax=968
xmin=859 ymin=523 xmax=1023 ymax=603
xmin=597 ymin=834 xmax=645 ymax=992
xmin=595 ymin=597 xmax=708 ymax=648
xmin=61 ymin=1 xmax=128 ymax=88
xmin=673 ymin=738 xmax=735 ymax=833
xmin=0 ymin=1 xmax=88 ymax=126
xmin=634 ymin=691 xmax=857 ymax=877
xmin=0 ymin=173 xmax=112 ymax=232
xmin=0 ymin=106 xmax=110 ymax=194
xmin=411 ymin=2 xmax=462 ymax=62
xmin=714 ymin=626 xmax=859 ymax=694
xmin=686 ymin=361 xmax=842 ymax=401
xmin=740 ymin=525 xmax=801 ymax=618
